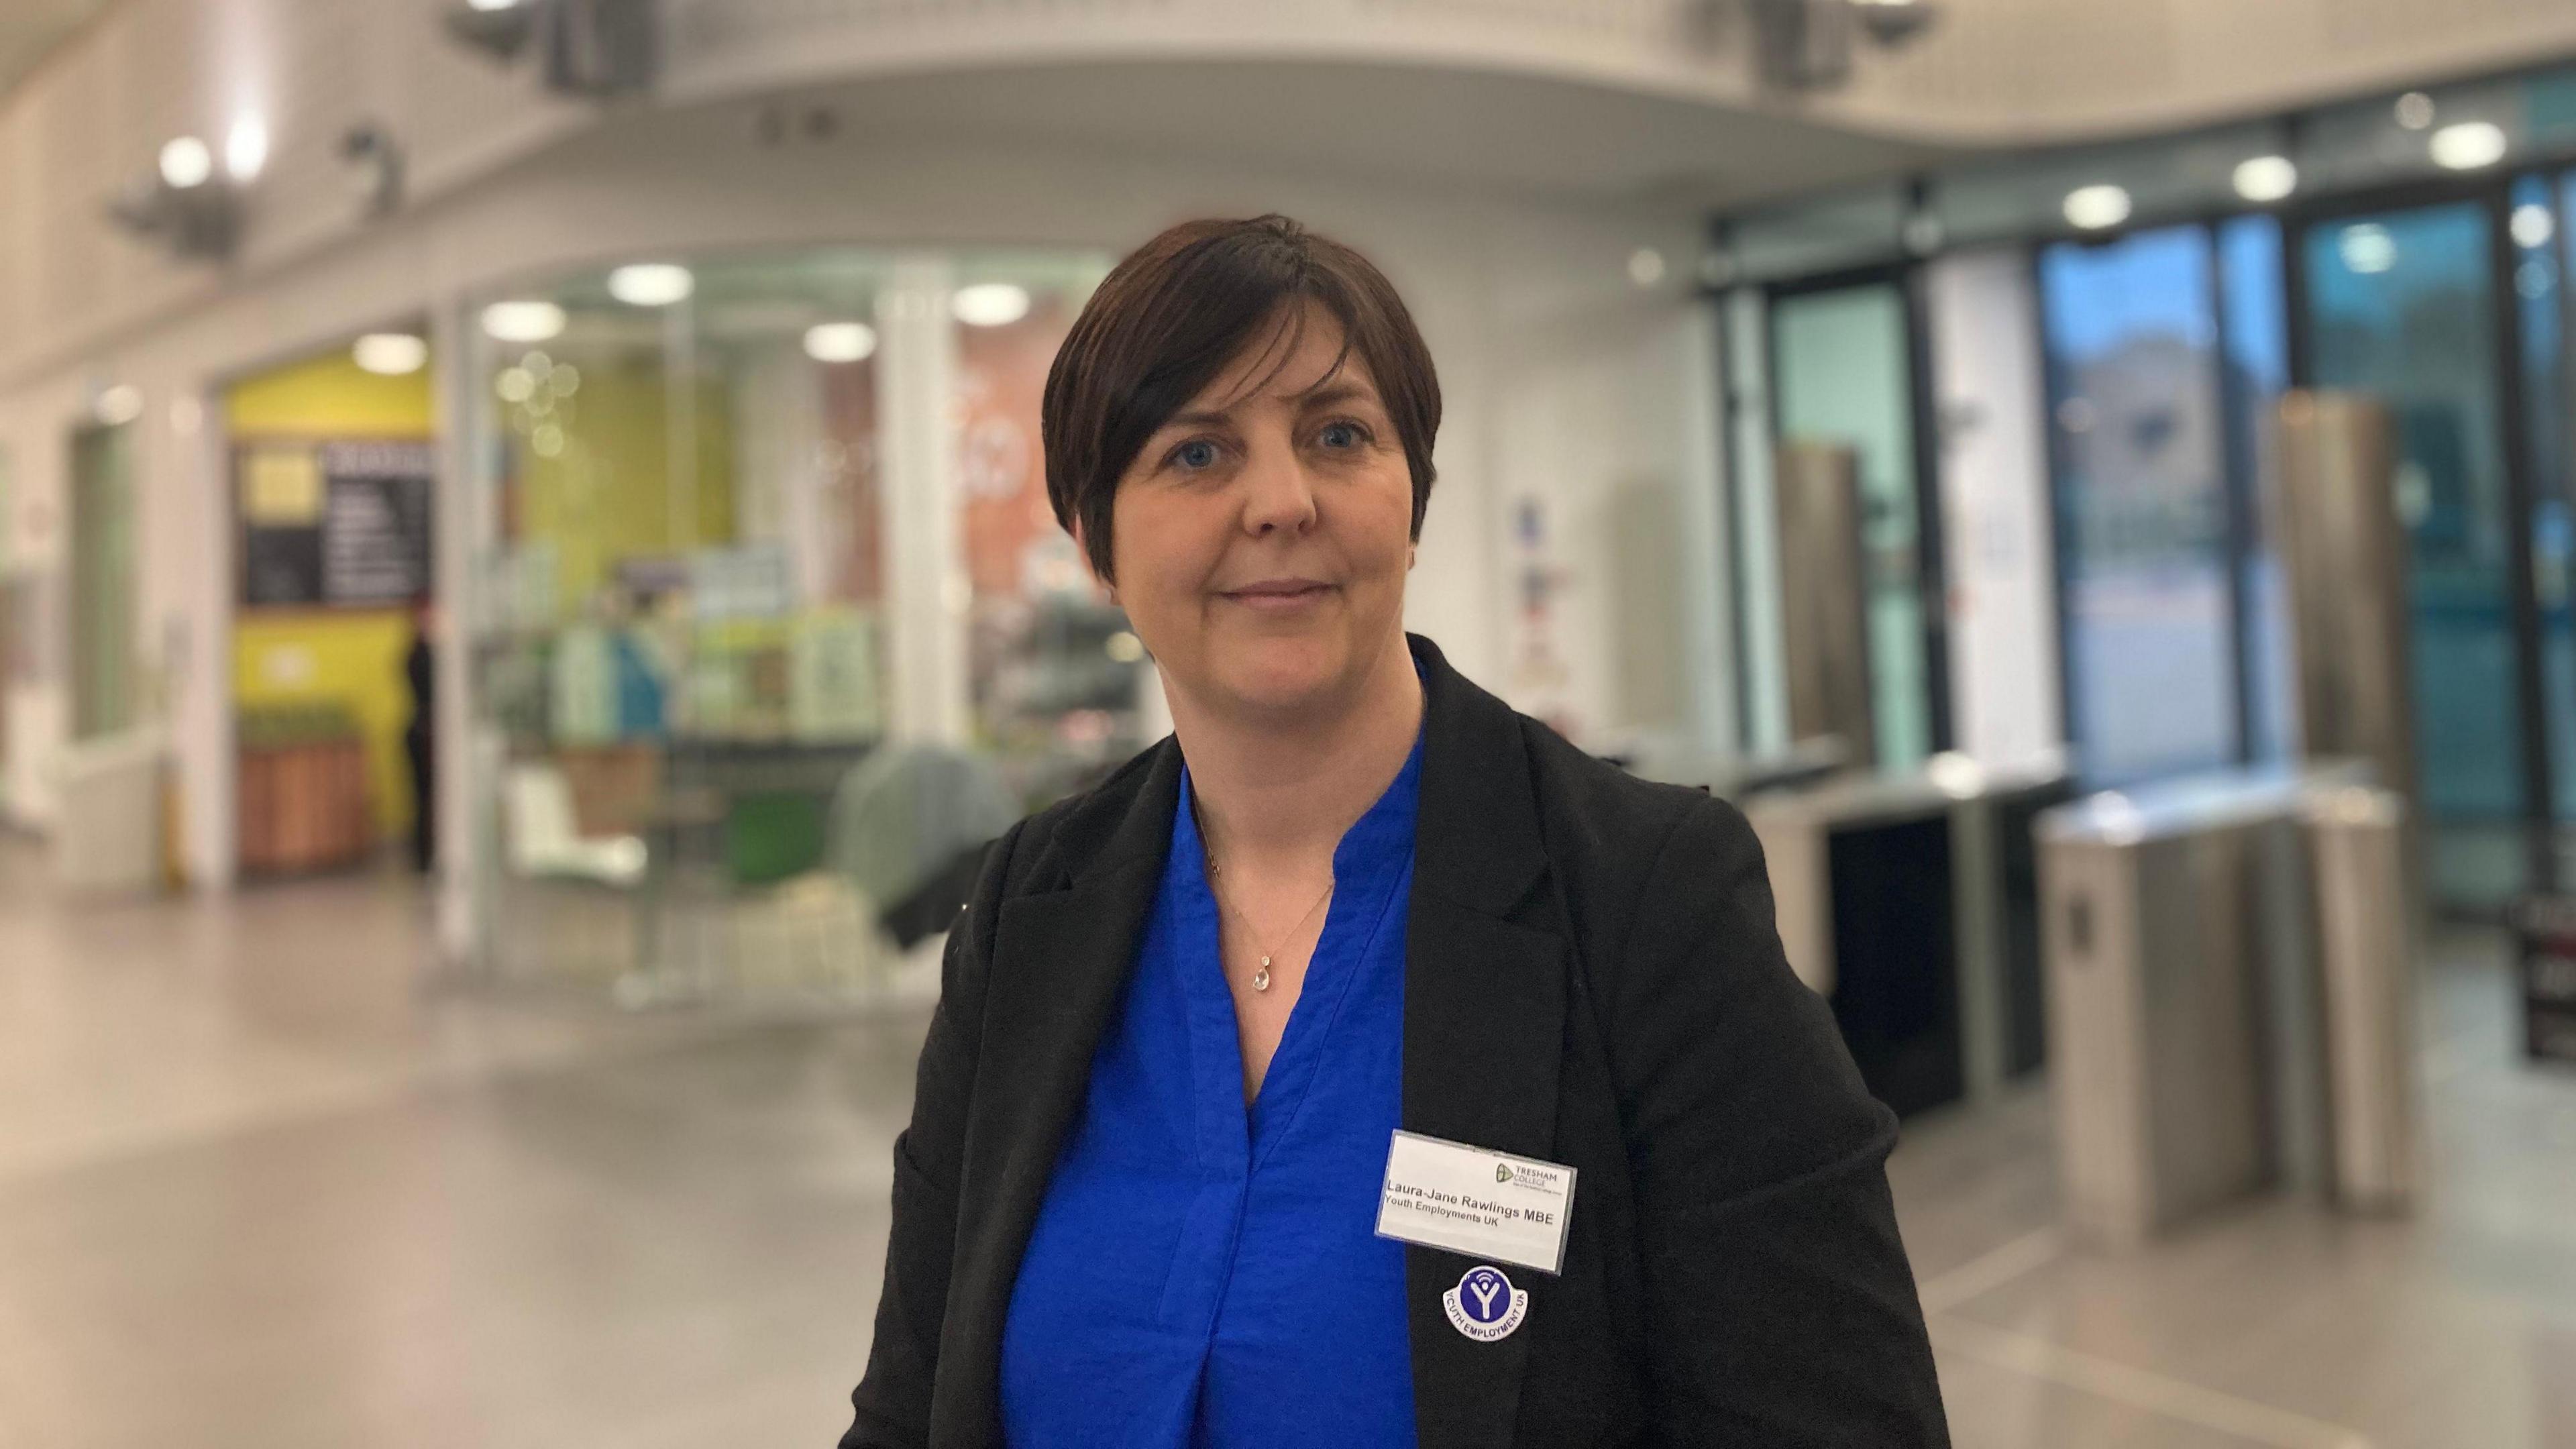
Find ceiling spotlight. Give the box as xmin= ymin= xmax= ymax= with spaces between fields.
xmin=2513 ymin=203 xmax=2557 ymax=251
xmin=2062 ymin=184 xmax=2131 ymax=231
xmin=608 ymin=263 xmax=693 ymax=307
xmin=952 ymin=282 xmax=1032 ymax=327
xmin=354 ymin=333 xmax=429 ymax=376
xmin=159 ymin=137 xmax=213 ymax=190
xmin=2430 ymin=121 xmax=2508 ymax=171
xmin=225 ymin=114 xmax=269 ymax=182
xmin=482 ymin=300 xmax=567 ymax=343
xmin=2231 ymin=155 xmax=2298 ymax=204
xmin=803 ymin=321 xmax=877 ymax=364
xmin=96 ymin=385 xmax=145 ymax=427
xmin=1627 ymin=248 xmax=1668 ymax=287
xmin=2394 ymin=91 xmax=2436 ymax=131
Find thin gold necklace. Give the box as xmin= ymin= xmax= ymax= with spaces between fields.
xmin=1205 ymin=853 xmax=1334 ymax=993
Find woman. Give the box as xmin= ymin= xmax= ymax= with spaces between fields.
xmin=844 ymin=215 xmax=1948 ymax=1447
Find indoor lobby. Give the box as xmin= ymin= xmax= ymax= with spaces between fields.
xmin=3 ymin=1 xmax=2576 ymax=1446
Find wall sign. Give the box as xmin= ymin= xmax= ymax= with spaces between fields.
xmin=237 ymin=439 xmax=433 ymax=608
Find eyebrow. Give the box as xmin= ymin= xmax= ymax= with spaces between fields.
xmin=1161 ymin=380 xmax=1383 ymax=433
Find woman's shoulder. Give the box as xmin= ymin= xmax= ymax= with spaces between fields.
xmin=1511 ymin=714 xmax=1753 ymax=894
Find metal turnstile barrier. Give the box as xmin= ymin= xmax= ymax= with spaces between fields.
xmin=2037 ymin=770 xmax=2419 ymax=1250
xmin=1746 ymin=757 xmax=2072 ymax=1119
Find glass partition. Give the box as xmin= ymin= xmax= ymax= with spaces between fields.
xmin=2040 ymin=227 xmax=2239 ymax=783
xmin=462 ymin=246 xmax=1130 ymax=998
xmin=2300 ymin=201 xmax=2528 ymax=906
xmin=1770 ymin=279 xmax=1933 ymax=771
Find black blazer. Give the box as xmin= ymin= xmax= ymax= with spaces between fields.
xmin=843 ymin=635 xmax=1949 ymax=1448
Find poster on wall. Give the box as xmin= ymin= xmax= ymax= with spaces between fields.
xmin=237 ymin=439 xmax=433 ymax=608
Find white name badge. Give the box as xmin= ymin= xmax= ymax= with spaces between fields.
xmin=1375 ymin=1130 xmax=1578 ymax=1275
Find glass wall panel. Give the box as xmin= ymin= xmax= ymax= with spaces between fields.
xmin=1770 ymin=281 xmax=1931 ymax=771
xmin=463 ymin=246 xmax=1125 ymax=997
xmin=2539 ymin=176 xmax=2576 ymax=840
xmin=2300 ymin=202 xmax=2528 ymax=907
xmin=2040 ymin=225 xmax=2239 ymax=783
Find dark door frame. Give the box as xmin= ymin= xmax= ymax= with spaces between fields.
xmin=2281 ymin=173 xmax=2559 ymax=897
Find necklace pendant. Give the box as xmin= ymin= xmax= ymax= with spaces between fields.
xmin=1252 ymin=958 xmax=1272 ymax=992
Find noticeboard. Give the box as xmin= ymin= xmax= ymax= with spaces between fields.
xmin=2513 ymin=895 xmax=2576 ymax=1065
xmin=237 ymin=439 xmax=433 ymax=608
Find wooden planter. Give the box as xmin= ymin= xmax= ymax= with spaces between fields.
xmin=238 ymin=735 xmax=373 ymax=875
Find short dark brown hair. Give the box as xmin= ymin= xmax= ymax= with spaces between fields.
xmin=1041 ymin=214 xmax=1442 ymax=582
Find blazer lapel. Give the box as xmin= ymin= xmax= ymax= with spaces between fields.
xmin=1401 ymin=637 xmax=1568 ymax=1449
xmin=931 ymin=741 xmax=1182 ymax=1448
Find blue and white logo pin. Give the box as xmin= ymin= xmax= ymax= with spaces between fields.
xmin=1442 ymin=1265 xmax=1529 ymax=1342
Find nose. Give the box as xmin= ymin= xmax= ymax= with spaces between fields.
xmin=1236 ymin=434 xmax=1318 ymax=539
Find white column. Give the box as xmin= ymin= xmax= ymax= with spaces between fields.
xmin=431 ymin=299 xmax=486 ymax=969
xmin=173 ymin=386 xmax=236 ymax=890
xmin=1726 ymin=288 xmax=1790 ymax=756
xmin=1926 ymin=249 xmax=2063 ymax=770
xmin=877 ymin=256 xmax=969 ymax=746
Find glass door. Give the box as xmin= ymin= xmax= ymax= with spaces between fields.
xmin=2297 ymin=199 xmax=2540 ymax=910
xmin=2039 ymin=225 xmax=2243 ymax=784
xmin=1768 ymin=275 xmax=1943 ymax=772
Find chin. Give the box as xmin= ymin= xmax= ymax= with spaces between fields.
xmin=1211 ymin=634 xmax=1355 ymax=715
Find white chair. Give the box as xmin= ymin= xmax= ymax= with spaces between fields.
xmin=502 ymin=761 xmax=647 ymax=888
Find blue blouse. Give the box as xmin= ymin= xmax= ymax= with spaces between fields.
xmin=998 ymin=737 xmax=1425 ymax=1447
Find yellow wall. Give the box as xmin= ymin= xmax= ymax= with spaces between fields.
xmin=513 ymin=352 xmax=737 ymax=615
xmin=225 ymin=347 xmax=433 ymax=845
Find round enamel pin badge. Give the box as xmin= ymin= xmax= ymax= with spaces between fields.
xmin=1442 ymin=1265 xmax=1529 ymax=1342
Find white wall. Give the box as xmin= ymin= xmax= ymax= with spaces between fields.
xmin=1927 ymin=248 xmax=2062 ymax=770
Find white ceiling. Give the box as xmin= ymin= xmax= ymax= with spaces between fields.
xmin=749 ymin=58 xmax=1951 ymax=212
xmin=0 ymin=0 xmax=109 ymax=102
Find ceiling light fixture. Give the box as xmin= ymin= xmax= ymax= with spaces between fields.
xmin=2231 ymin=155 xmax=2298 ymax=204
xmin=608 ymin=263 xmax=694 ymax=307
xmin=951 ymin=282 xmax=1032 ymax=327
xmin=353 ymin=333 xmax=429 ymax=376
xmin=803 ymin=321 xmax=878 ymax=364
xmin=159 ymin=137 xmax=213 ymax=190
xmin=2062 ymin=184 xmax=2131 ymax=231
xmin=2429 ymin=121 xmax=2508 ymax=171
xmin=481 ymin=300 xmax=567 ymax=343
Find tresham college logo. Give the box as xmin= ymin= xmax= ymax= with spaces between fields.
xmin=1442 ymin=1265 xmax=1529 ymax=1342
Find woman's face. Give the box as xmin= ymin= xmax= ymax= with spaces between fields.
xmin=1102 ymin=302 xmax=1417 ymax=723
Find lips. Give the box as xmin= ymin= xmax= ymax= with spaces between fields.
xmin=1220 ymin=578 xmax=1335 ymax=611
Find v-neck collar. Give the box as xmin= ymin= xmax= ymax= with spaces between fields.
xmin=1171 ymin=733 xmax=1424 ymax=1166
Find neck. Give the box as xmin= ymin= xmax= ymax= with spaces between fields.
xmin=1169 ymin=632 xmax=1424 ymax=871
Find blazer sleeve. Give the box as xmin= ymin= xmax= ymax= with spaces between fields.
xmin=1609 ymin=797 xmax=1949 ymax=1447
xmin=840 ymin=818 xmax=1028 ymax=1449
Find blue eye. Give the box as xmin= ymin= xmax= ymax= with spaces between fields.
xmin=1171 ymin=439 xmax=1220 ymax=470
xmin=1320 ymin=421 xmax=1366 ymax=449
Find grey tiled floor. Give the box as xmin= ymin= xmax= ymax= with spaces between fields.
xmin=2 ymin=837 xmax=2572 ymax=1448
